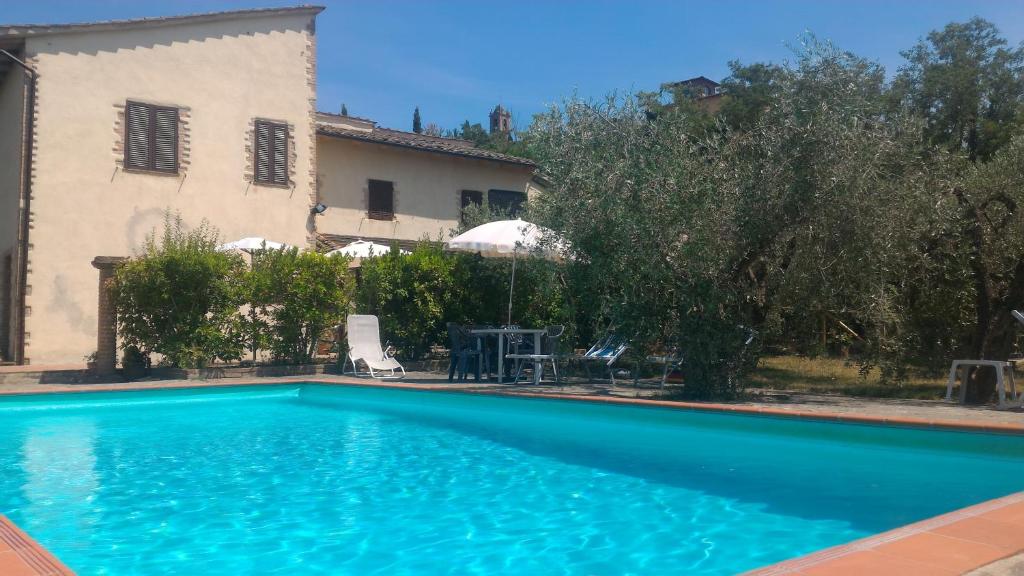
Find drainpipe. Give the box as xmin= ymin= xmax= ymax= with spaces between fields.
xmin=1 ymin=48 xmax=36 ymax=365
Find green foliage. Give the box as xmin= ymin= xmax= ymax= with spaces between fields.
xmin=526 ymin=37 xmax=950 ymax=398
xmin=239 ymin=247 xmax=281 ymax=363
xmin=340 ymin=103 xmax=348 ymax=116
xmin=524 ymin=22 xmax=1024 ymax=401
xmin=261 ymin=249 xmax=354 ymax=364
xmin=446 ymin=118 xmax=539 ymax=161
xmin=354 ymin=241 xmax=572 ymax=359
xmin=111 ymin=215 xmax=245 ymax=368
xmin=451 ymin=121 xmax=490 ymax=146
xmin=114 ymin=217 xmax=354 ymax=368
xmin=355 ymin=242 xmax=463 ymax=358
xmin=529 ymin=91 xmax=754 ymax=398
xmin=718 ymin=61 xmax=787 ymax=130
xmin=413 ymin=106 xmax=422 ymax=134
xmin=892 ymin=17 xmax=1024 ymax=162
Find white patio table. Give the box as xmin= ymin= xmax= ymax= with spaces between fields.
xmin=469 ymin=327 xmax=547 ymax=384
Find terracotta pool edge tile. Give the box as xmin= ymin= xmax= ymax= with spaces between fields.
xmin=0 ymin=551 xmax=43 ymax=576
xmin=744 ymin=492 xmax=1024 ymax=575
xmin=931 ymin=515 xmax=1024 ymax=550
xmin=793 ymin=549 xmax=960 ymax=576
xmin=0 ymin=516 xmax=74 ymax=575
xmin=4 ymin=377 xmax=1024 ymax=437
xmin=870 ymin=531 xmax=1009 ymax=572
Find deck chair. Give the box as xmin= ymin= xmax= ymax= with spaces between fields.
xmin=576 ymin=334 xmax=629 ymax=385
xmin=343 ymin=315 xmax=406 ymax=379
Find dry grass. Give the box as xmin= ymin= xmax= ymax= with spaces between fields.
xmin=748 ymin=355 xmax=949 ymax=399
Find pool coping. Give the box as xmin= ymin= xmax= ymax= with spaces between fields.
xmin=2 ymin=375 xmax=1023 ymax=575
xmin=0 ymin=515 xmax=74 ymax=575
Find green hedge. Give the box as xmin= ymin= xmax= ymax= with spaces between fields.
xmin=112 ymin=218 xmax=572 ymax=367
xmin=112 ymin=216 xmax=353 ymax=368
xmin=355 ymin=241 xmax=574 ymax=359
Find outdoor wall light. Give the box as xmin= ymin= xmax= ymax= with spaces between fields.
xmin=312 ymin=203 xmax=328 ymax=215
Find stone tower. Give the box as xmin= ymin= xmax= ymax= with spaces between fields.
xmin=489 ymin=105 xmax=512 ymax=136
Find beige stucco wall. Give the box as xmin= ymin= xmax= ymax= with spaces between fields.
xmin=0 ymin=67 xmax=26 ymax=360
xmin=316 ymin=136 xmax=536 ymax=242
xmin=22 ymin=12 xmax=318 ymax=364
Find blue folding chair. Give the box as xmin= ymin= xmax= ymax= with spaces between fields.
xmin=576 ymin=334 xmax=629 ymax=385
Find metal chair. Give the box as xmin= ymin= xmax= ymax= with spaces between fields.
xmin=447 ymin=323 xmax=485 ymax=382
xmin=944 ymin=311 xmax=1024 ymax=408
xmin=507 ymin=325 xmax=565 ymax=385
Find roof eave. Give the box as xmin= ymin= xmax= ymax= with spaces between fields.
xmin=316 ymin=128 xmax=535 ymax=168
xmin=0 ymin=5 xmax=325 ymax=39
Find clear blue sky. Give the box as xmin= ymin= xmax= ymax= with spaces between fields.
xmin=6 ymin=1 xmax=1024 ymax=132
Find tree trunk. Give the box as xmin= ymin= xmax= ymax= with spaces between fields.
xmin=966 ymin=307 xmax=1019 ymax=404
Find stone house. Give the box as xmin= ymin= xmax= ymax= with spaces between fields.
xmin=0 ymin=5 xmax=537 ymax=365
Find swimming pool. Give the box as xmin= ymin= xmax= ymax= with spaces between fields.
xmin=0 ymin=384 xmax=1021 ymax=575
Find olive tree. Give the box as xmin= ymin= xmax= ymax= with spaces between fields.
xmin=527 ymin=39 xmax=954 ymax=398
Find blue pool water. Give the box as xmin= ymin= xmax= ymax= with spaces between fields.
xmin=0 ymin=385 xmax=1022 ymax=575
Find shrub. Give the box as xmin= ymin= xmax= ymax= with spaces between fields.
xmin=355 ymin=241 xmax=574 ymax=358
xmin=356 ymin=242 xmax=463 ymax=359
xmin=111 ymin=215 xmax=245 ymax=368
xmin=260 ymin=249 xmax=354 ymax=364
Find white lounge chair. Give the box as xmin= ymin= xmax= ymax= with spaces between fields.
xmin=343 ymin=315 xmax=406 ymax=379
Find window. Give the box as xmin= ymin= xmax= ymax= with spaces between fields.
xmin=368 ymin=179 xmax=395 ymax=220
xmin=460 ymin=190 xmax=482 ymax=222
xmin=488 ymin=189 xmax=526 ymax=217
xmin=124 ymin=101 xmax=178 ymax=173
xmin=254 ymin=120 xmax=289 ymax=186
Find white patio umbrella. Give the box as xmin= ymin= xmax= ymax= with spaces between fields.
xmin=447 ymin=219 xmax=569 ymax=325
xmin=325 ymin=239 xmax=409 ymax=258
xmin=216 ymin=237 xmax=293 ymax=252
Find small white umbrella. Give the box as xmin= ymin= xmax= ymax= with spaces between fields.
xmin=325 ymin=239 xmax=409 ymax=258
xmin=216 ymin=237 xmax=293 ymax=252
xmin=447 ymin=219 xmax=569 ymax=324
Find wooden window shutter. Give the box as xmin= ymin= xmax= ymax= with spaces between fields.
xmin=124 ymin=102 xmax=150 ymax=170
xmin=488 ymin=189 xmax=526 ymax=217
xmin=124 ymin=101 xmax=178 ymax=173
xmin=272 ymin=124 xmax=287 ymax=185
xmin=368 ymin=179 xmax=394 ymax=220
xmin=460 ymin=190 xmax=483 ymax=223
xmin=255 ymin=122 xmax=271 ymax=183
xmin=255 ymin=120 xmax=288 ymax=185
xmin=153 ymin=107 xmax=178 ymax=173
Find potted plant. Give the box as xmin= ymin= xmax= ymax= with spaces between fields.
xmin=122 ymin=345 xmax=149 ymax=381
xmin=84 ymin=351 xmax=98 ymax=372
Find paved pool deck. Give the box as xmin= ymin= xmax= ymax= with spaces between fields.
xmin=1 ymin=370 xmax=1023 ymax=575
xmin=3 ymin=369 xmax=1022 ymax=427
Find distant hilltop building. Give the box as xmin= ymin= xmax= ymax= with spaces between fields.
xmin=490 ymin=105 xmax=512 ymax=136
xmin=661 ymin=76 xmax=725 ymax=114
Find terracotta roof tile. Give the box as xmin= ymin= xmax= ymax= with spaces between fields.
xmin=317 ymin=233 xmax=421 ymax=253
xmin=316 ymin=123 xmax=535 ymax=167
xmin=0 ymin=5 xmax=324 ymax=37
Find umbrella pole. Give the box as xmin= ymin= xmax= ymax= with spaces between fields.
xmin=507 ymin=250 xmax=516 ymax=326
